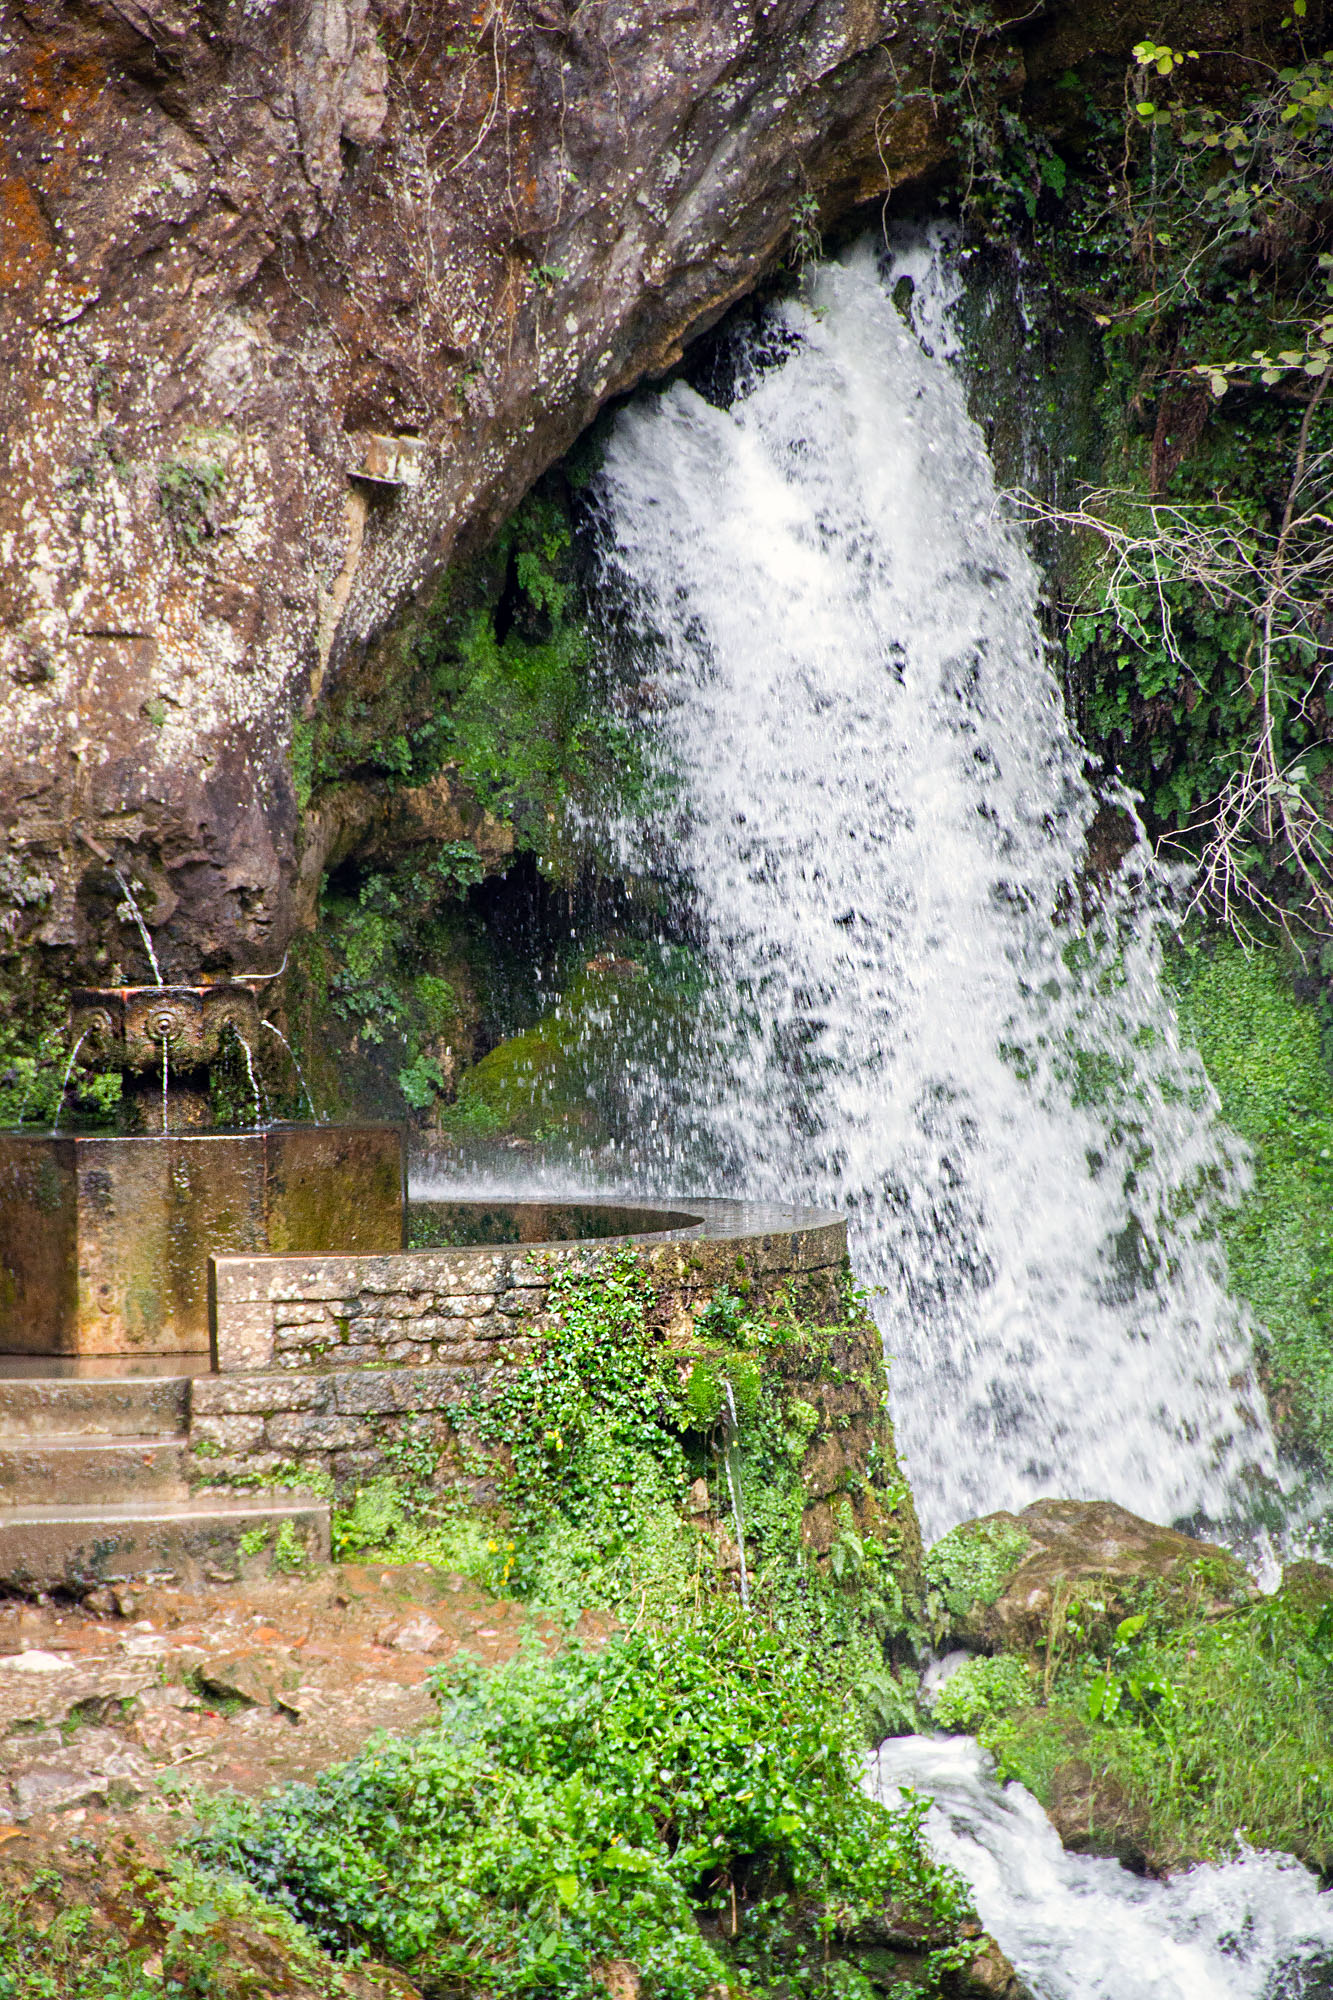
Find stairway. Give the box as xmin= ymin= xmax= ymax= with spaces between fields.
xmin=0 ymin=1362 xmax=329 ymax=1590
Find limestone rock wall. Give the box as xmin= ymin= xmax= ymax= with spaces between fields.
xmin=0 ymin=0 xmax=1268 ymax=983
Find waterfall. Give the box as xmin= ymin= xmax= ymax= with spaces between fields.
xmin=590 ymin=233 xmax=1277 ymax=1542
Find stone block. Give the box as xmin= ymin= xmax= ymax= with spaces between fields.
xmin=272 ymin=1302 xmax=329 ymax=1327
xmin=192 ymin=1451 xmax=291 ymax=1484
xmin=428 ymin=1340 xmax=493 ymax=1366
xmin=331 ymin=1449 xmax=386 ymax=1490
xmin=191 ymin=1414 xmax=265 ymax=1454
xmin=191 ymin=1374 xmax=331 ymax=1416
xmin=213 ymin=1300 xmax=275 ymax=1373
xmin=338 ymin=1318 xmax=389 ymax=1346
xmin=334 ymin=1367 xmax=463 ymax=1416
xmin=265 ymin=1413 xmax=374 ymax=1452
xmin=275 ymin=1320 xmax=336 ymax=1348
xmin=264 ymin=1263 xmax=358 ymax=1303
xmin=456 ymin=1316 xmax=506 ymax=1340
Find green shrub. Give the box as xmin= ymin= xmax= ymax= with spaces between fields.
xmin=197 ymin=1620 xmax=975 ymax=1999
xmin=930 ymin=1654 xmax=1034 ymax=1733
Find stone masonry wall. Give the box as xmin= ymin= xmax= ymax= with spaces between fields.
xmin=193 ymin=1215 xmax=848 ymax=1495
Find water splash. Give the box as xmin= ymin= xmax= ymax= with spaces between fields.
xmin=589 ymin=232 xmax=1276 ymax=1541
xmin=50 ymin=1031 xmax=89 ymax=1133
xmin=871 ymin=1735 xmax=1333 ymax=1999
xmin=262 ymin=1020 xmax=317 ymax=1120
xmin=112 ymin=867 xmax=163 ymax=985
xmin=721 ymin=1379 xmax=750 ymax=1612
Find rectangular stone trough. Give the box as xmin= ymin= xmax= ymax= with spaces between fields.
xmin=0 ymin=1125 xmax=404 ymax=1358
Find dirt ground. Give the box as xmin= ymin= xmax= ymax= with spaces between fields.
xmin=0 ymin=1562 xmax=564 ymax=1824
xmin=0 ymin=1564 xmax=610 ymax=1991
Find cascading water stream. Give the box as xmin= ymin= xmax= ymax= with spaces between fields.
xmin=871 ymin=1737 xmax=1333 ymax=1999
xmin=590 ymin=232 xmax=1278 ymax=1546
xmin=262 ymin=1020 xmax=317 ymax=1120
xmin=236 ymin=1034 xmax=266 ymax=1126
xmin=112 ymin=866 xmax=163 ymax=985
xmin=50 ymin=1030 xmax=89 ymax=1132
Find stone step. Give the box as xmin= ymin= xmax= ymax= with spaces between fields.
xmin=0 ymin=1436 xmax=189 ymax=1506
xmin=0 ymin=1494 xmax=331 ymax=1590
xmin=0 ymin=1376 xmax=191 ymax=1442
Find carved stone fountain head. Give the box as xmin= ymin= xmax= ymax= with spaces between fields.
xmin=0 ymin=982 xmax=404 ymax=1362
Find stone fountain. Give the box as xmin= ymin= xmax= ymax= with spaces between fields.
xmin=0 ymin=979 xmax=403 ymax=1359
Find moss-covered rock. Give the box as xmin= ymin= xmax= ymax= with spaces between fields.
xmin=926 ymin=1499 xmax=1250 ymax=1655
xmin=924 ymin=1515 xmax=1332 ymax=1875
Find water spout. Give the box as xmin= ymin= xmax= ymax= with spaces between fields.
xmin=111 ymin=867 xmax=162 ymax=985
xmin=261 ymin=1020 xmax=316 ymax=1120
xmin=50 ymin=1031 xmax=89 ymax=1133
xmin=161 ymin=1036 xmax=169 ymax=1135
xmin=236 ymin=1034 xmax=266 ymax=1127
xmin=721 ymin=1379 xmax=750 ymax=1612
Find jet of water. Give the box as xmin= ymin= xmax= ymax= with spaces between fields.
xmin=261 ymin=1020 xmax=317 ymax=1120
xmin=111 ymin=867 xmax=163 ymax=985
xmin=235 ymin=1035 xmax=267 ymax=1127
xmin=50 ymin=1030 xmax=89 ymax=1133
xmin=721 ymin=1379 xmax=750 ymax=1612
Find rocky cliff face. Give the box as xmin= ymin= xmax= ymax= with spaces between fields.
xmin=0 ymin=0 xmax=1260 ymax=983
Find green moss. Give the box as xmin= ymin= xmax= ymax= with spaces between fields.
xmin=443 ymin=1011 xmax=587 ymax=1142
xmin=685 ymin=1357 xmax=724 ymax=1426
xmin=1170 ymin=935 xmax=1333 ymax=1472
xmin=298 ymin=479 xmax=638 ymax=864
xmin=923 ymin=1518 xmax=1032 ymax=1628
xmin=442 ymin=944 xmax=705 ymax=1144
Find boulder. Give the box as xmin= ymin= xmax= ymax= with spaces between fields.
xmin=928 ymin=1498 xmax=1251 ymax=1653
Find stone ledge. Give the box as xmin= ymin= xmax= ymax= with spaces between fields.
xmin=209 ymin=1200 xmax=847 ymax=1376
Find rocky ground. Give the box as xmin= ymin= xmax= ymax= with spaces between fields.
xmin=0 ymin=1561 xmax=584 ymax=1836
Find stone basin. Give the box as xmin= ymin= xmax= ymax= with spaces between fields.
xmin=0 ymin=1125 xmax=404 ymax=1358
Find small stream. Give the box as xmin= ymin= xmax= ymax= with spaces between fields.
xmin=871 ymin=1737 xmax=1333 ymax=1999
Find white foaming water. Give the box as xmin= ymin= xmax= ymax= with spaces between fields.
xmin=871 ymin=1736 xmax=1333 ymax=1999
xmin=591 ymin=233 xmax=1276 ymax=1541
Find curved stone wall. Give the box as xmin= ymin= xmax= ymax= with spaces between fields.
xmin=194 ymin=1198 xmax=849 ymax=1493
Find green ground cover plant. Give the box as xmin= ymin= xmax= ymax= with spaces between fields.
xmin=333 ymin=1251 xmax=922 ymax=1732
xmin=0 ymin=1883 xmax=165 ymax=2000
xmin=1169 ymin=932 xmax=1333 ymax=1472
xmin=197 ymin=1619 xmax=976 ymax=2000
xmin=0 ymin=1852 xmax=358 ymax=2000
xmin=973 ymin=1574 xmax=1333 ymax=1871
